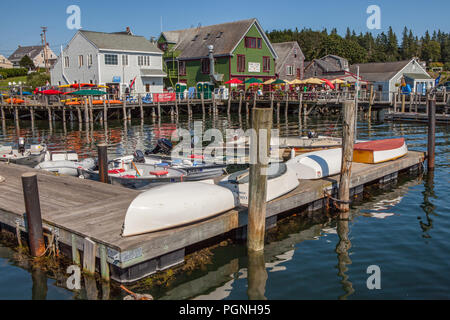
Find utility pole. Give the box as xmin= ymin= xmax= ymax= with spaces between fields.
xmin=41 ymin=26 xmax=49 ymax=73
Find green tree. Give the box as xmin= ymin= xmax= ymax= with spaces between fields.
xmin=26 ymin=72 xmax=50 ymax=89
xmin=19 ymin=55 xmax=35 ymax=70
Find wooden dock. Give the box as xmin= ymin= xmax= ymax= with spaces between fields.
xmin=0 ymin=151 xmax=425 ymax=283
xmin=385 ymin=112 xmax=450 ymax=123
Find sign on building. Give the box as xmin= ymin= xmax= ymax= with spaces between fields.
xmin=248 ymin=62 xmax=260 ymax=73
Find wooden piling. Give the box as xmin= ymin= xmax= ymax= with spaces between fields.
xmin=82 ymin=238 xmax=96 ymax=275
xmin=401 ymin=93 xmax=406 ymax=113
xmin=99 ymin=244 xmax=110 ymax=281
xmin=21 ymin=172 xmax=46 ymax=257
xmin=98 ymin=144 xmax=109 ymax=184
xmin=122 ymin=97 xmax=127 ymax=121
xmin=103 ymin=100 xmax=108 ymax=125
xmin=338 ymin=100 xmax=356 ymax=216
xmin=157 ymin=101 xmax=161 ymax=118
xmin=227 ymin=92 xmax=231 ymax=114
xmin=239 ymin=92 xmax=243 ymax=113
xmin=427 ymin=96 xmax=436 ymax=171
xmin=201 ymin=92 xmax=205 ymax=115
xmin=247 ymin=107 xmax=272 ymax=252
xmin=71 ymin=234 xmax=81 ymax=265
xmin=285 ymin=93 xmax=289 ymax=118
xmin=89 ymin=96 xmax=94 ymax=123
xmin=47 ymin=107 xmax=53 ymax=131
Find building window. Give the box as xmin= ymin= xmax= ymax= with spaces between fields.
xmin=237 ymin=55 xmax=245 ymax=72
xmin=145 ymin=84 xmax=150 ymax=92
xmin=201 ymin=58 xmax=210 ymax=74
xmin=263 ymin=56 xmax=270 ymax=72
xmin=286 ymin=65 xmax=294 ymax=76
xmin=179 ymin=61 xmax=186 ymax=76
xmin=378 ymin=85 xmax=383 ymax=91
xmin=245 ymin=37 xmax=261 ymax=49
xmin=138 ymin=55 xmax=151 ymax=66
xmin=105 ymin=54 xmax=118 ymax=65
xmin=88 ymin=54 xmax=93 ymax=66
xmin=78 ymin=55 xmax=84 ymax=67
xmin=64 ymin=56 xmax=69 ymax=68
xmin=122 ymin=54 xmax=128 ymax=66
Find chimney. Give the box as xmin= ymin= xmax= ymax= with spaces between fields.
xmin=126 ymin=26 xmax=131 ymax=34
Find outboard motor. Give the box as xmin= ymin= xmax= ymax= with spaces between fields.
xmin=145 ymin=138 xmax=173 ymax=155
xmin=18 ymin=137 xmax=25 ymax=155
xmin=307 ymin=131 xmax=318 ymax=139
xmin=133 ymin=150 xmax=146 ymax=163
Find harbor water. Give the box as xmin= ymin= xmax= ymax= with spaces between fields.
xmin=0 ymin=112 xmax=449 ymax=300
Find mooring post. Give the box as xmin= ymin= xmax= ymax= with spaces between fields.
xmin=227 ymin=91 xmax=231 ymax=114
xmin=247 ymin=107 xmax=272 ymax=252
xmin=97 ymin=143 xmax=109 ymax=184
xmin=285 ymin=93 xmax=289 ymax=118
xmin=368 ymin=84 xmax=374 ymax=120
xmin=298 ymin=92 xmax=302 ymax=118
xmin=401 ymin=93 xmax=406 ymax=113
xmin=21 ymin=173 xmax=46 ymax=257
xmin=99 ymin=244 xmax=110 ymax=282
xmin=89 ymin=96 xmax=94 ymax=124
xmin=338 ymin=100 xmax=356 ymax=217
xmin=239 ymin=92 xmax=243 ymax=113
xmin=427 ymin=96 xmax=436 ymax=171
xmin=82 ymin=238 xmax=96 ymax=275
xmin=103 ymin=100 xmax=108 ymax=126
xmin=157 ymin=101 xmax=161 ymax=118
xmin=201 ymin=92 xmax=205 ymax=115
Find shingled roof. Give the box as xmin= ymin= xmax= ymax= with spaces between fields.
xmin=8 ymin=45 xmax=43 ymax=62
xmin=79 ymin=30 xmax=161 ymax=53
xmin=272 ymin=42 xmax=304 ymax=64
xmin=161 ymin=18 xmax=277 ymax=60
xmin=350 ymin=60 xmax=411 ymax=82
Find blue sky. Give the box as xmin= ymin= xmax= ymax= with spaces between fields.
xmin=0 ymin=0 xmax=449 ymax=57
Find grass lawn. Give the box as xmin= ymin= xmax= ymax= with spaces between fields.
xmin=0 ymin=76 xmax=28 ymax=91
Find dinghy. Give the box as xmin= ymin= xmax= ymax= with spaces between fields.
xmin=353 ymin=138 xmax=407 ymax=164
xmin=286 ymin=148 xmax=342 ymax=180
xmin=122 ymin=182 xmax=236 ymax=236
xmin=35 ymin=151 xmax=95 ymax=176
xmin=79 ymin=158 xmax=187 ymax=189
xmin=0 ymin=139 xmax=47 ymax=167
xmin=114 ymin=150 xmax=227 ymax=181
xmin=218 ymin=162 xmax=299 ymax=205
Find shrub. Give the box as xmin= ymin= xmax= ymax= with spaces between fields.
xmin=26 ymin=72 xmax=50 ymax=89
xmin=0 ymin=68 xmax=28 ymax=79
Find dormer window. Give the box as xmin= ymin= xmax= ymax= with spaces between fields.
xmin=204 ymin=33 xmax=211 ymax=40
xmin=216 ymin=32 xmax=223 ymax=38
xmin=192 ymin=35 xmax=199 ymax=41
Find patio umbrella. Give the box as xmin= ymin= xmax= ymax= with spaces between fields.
xmin=264 ymin=79 xmax=276 ymax=85
xmin=304 ymin=78 xmax=324 ymax=85
xmin=289 ymin=79 xmax=305 ymax=85
xmin=321 ymin=79 xmax=335 ymax=89
xmin=71 ymin=89 xmax=107 ymax=96
xmin=244 ymin=78 xmax=262 ymax=84
xmin=225 ymin=78 xmax=243 ymax=84
xmin=272 ymin=79 xmax=286 ymax=85
xmin=331 ymin=79 xmax=345 ymax=84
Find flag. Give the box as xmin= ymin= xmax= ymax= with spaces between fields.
xmin=435 ymin=73 xmax=441 ymax=86
xmin=130 ymin=77 xmax=137 ymax=90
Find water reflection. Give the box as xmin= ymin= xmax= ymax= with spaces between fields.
xmin=335 ymin=219 xmax=354 ymax=300
xmin=247 ymin=250 xmax=268 ymax=300
xmin=419 ymin=171 xmax=436 ymax=238
xmin=31 ymin=266 xmax=48 ymax=300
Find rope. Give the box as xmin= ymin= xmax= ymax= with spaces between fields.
xmin=323 ymin=190 xmax=351 ymax=210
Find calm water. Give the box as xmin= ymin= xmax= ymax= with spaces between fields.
xmin=0 ymin=111 xmax=449 ymax=300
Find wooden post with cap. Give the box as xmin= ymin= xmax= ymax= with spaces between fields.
xmin=98 ymin=144 xmax=109 ymax=184
xmin=247 ymin=107 xmax=272 ymax=252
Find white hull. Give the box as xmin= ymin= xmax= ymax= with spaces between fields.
xmin=218 ymin=163 xmax=299 ymax=205
xmin=286 ymin=148 xmax=342 ymax=179
xmin=35 ymin=158 xmax=95 ymax=176
xmin=122 ymin=182 xmax=236 ymax=236
xmin=373 ymin=144 xmax=408 ymax=163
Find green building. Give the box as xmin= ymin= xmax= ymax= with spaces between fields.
xmin=158 ymin=18 xmax=278 ymax=89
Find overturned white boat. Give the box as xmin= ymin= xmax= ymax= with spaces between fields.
xmin=286 ymin=148 xmax=343 ymax=180
xmin=122 ymin=182 xmax=236 ymax=237
xmin=0 ymin=138 xmax=47 ymax=167
xmin=35 ymin=151 xmax=95 ymax=176
xmin=218 ymin=162 xmax=299 ymax=205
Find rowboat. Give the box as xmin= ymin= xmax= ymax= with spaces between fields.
xmin=35 ymin=151 xmax=95 ymax=176
xmin=218 ymin=162 xmax=299 ymax=205
xmin=115 ymin=150 xmax=227 ymax=181
xmin=5 ymin=98 xmax=25 ymax=104
xmin=286 ymin=148 xmax=342 ymax=180
xmin=79 ymin=159 xmax=187 ymax=189
xmin=0 ymin=141 xmax=47 ymax=167
xmin=122 ymin=182 xmax=236 ymax=236
xmin=353 ymin=138 xmax=407 ymax=164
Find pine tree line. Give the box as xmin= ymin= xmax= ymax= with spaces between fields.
xmin=266 ymin=27 xmax=450 ymax=69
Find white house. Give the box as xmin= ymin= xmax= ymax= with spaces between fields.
xmin=50 ymin=29 xmax=166 ymax=96
xmin=351 ymin=58 xmax=434 ymax=102
xmin=9 ymin=45 xmax=57 ymax=69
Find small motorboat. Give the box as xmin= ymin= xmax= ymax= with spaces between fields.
xmin=286 ymin=148 xmax=343 ymax=180
xmin=0 ymin=138 xmax=47 ymax=167
xmin=218 ymin=162 xmax=299 ymax=205
xmin=353 ymin=138 xmax=408 ymax=164
xmin=122 ymin=182 xmax=236 ymax=236
xmin=35 ymin=151 xmax=95 ymax=176
xmin=79 ymin=158 xmax=187 ymax=189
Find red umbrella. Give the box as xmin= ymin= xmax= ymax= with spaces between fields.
xmin=321 ymin=79 xmax=335 ymax=90
xmin=225 ymin=78 xmax=243 ymax=84
xmin=41 ymin=89 xmax=65 ymax=95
